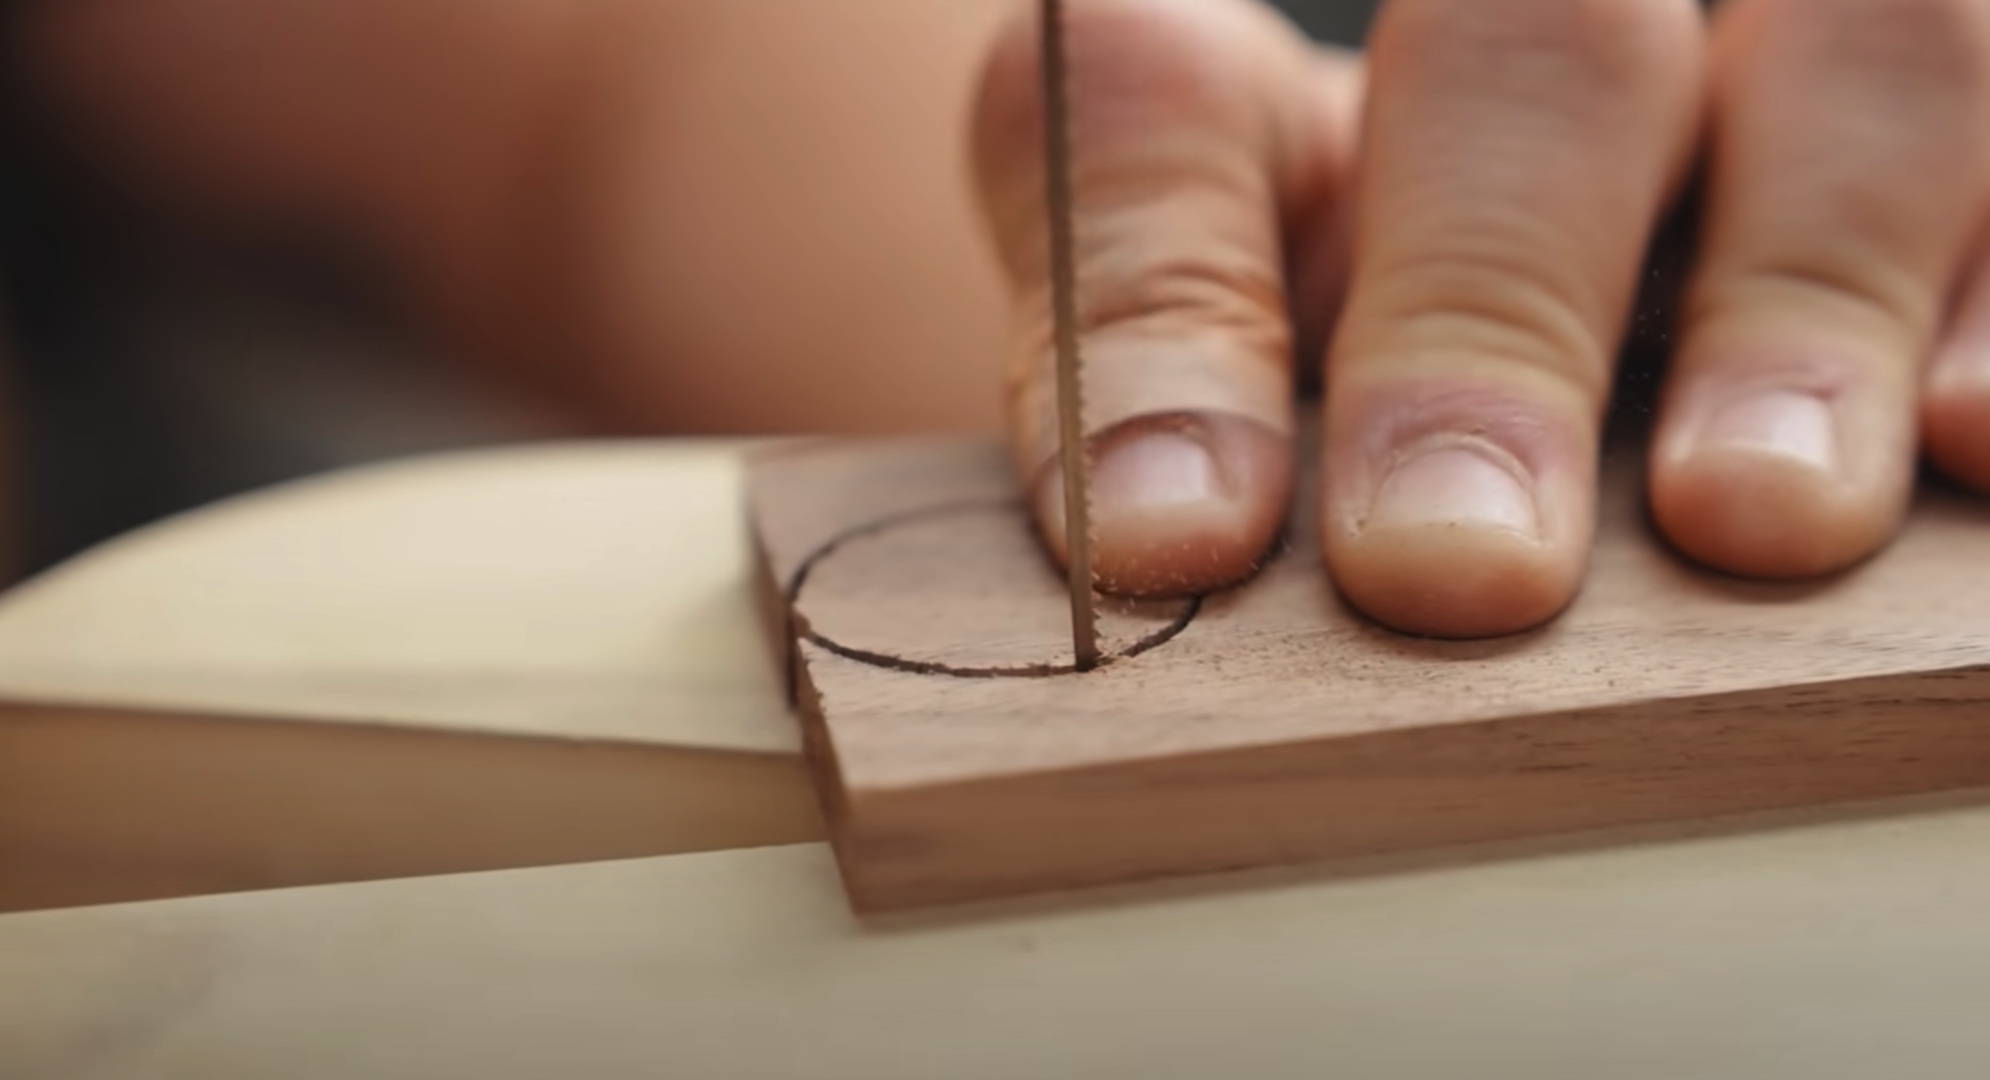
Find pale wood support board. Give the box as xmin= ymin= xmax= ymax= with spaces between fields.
xmin=9 ymin=438 xmax=1990 ymax=1078
xmin=749 ymin=439 xmax=1990 ymax=912
xmin=15 ymin=812 xmax=1990 ymax=1080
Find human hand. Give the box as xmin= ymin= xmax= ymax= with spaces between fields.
xmin=974 ymin=0 xmax=1990 ymax=637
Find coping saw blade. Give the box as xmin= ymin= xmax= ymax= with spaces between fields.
xmin=1039 ymin=0 xmax=1100 ymax=671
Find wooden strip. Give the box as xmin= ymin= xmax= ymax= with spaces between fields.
xmin=0 ymin=701 xmax=820 ymax=912
xmin=0 ymin=441 xmax=824 ymax=909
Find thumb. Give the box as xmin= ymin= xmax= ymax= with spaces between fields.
xmin=972 ymin=0 xmax=1356 ymax=597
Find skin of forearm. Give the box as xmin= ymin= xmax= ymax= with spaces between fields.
xmin=15 ymin=0 xmax=1015 ymax=433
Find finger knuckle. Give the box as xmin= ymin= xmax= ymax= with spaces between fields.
xmin=1355 ymin=241 xmax=1615 ymax=404
xmin=1741 ymin=0 xmax=1990 ymax=99
xmin=1081 ymin=249 xmax=1291 ymax=357
xmin=1060 ymin=0 xmax=1293 ymax=115
xmin=976 ymin=0 xmax=1297 ymax=159
xmin=1382 ymin=0 xmax=1700 ymax=98
xmin=1692 ymin=254 xmax=1935 ymax=352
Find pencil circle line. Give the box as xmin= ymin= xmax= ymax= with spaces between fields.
xmin=783 ymin=498 xmax=1199 ymax=679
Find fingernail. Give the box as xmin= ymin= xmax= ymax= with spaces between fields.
xmin=1697 ymin=389 xmax=1837 ymax=473
xmin=1091 ymin=427 xmax=1224 ymax=513
xmin=1036 ymin=412 xmax=1291 ymax=597
xmin=1033 ymin=423 xmax=1228 ymax=542
xmin=1366 ymin=442 xmax=1538 ymax=538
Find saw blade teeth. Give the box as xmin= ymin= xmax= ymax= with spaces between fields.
xmin=1039 ymin=0 xmax=1100 ymax=671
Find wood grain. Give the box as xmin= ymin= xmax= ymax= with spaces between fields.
xmin=750 ymin=438 xmax=1990 ymax=911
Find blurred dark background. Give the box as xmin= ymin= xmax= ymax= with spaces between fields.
xmin=0 ymin=0 xmax=1381 ymax=574
xmin=1279 ymin=0 xmax=1381 ymax=41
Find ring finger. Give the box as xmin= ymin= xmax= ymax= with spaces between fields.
xmin=1651 ymin=0 xmax=1990 ymax=575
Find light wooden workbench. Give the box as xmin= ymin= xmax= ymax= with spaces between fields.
xmin=5 ymin=440 xmax=1990 ymax=1078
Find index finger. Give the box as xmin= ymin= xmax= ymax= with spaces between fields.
xmin=972 ymin=0 xmax=1356 ymax=597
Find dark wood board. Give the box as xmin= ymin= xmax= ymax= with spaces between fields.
xmin=749 ymin=438 xmax=1990 ymax=912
